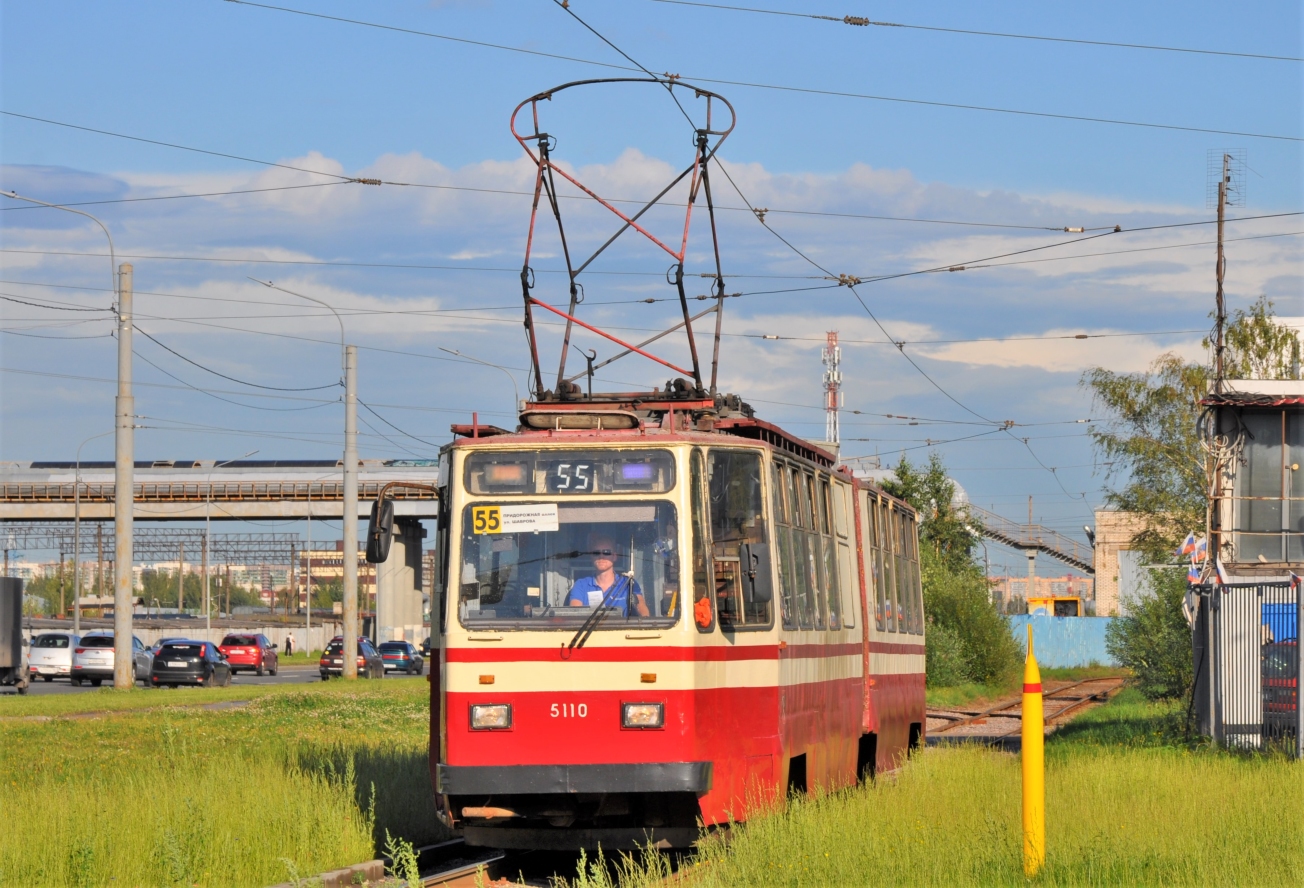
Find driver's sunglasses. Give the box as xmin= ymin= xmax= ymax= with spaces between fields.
xmin=592 ymin=548 xmax=616 ymax=557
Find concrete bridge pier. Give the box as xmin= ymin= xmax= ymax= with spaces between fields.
xmin=376 ymin=518 xmax=427 ymax=644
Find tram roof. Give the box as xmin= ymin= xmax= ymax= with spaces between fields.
xmin=445 ymin=391 xmax=837 ymax=468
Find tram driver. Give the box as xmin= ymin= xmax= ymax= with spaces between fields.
xmin=567 ymin=534 xmax=651 ymax=617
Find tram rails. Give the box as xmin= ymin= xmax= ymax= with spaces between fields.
xmin=926 ymin=676 xmax=1125 ymax=741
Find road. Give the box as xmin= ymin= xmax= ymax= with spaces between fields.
xmin=16 ymin=665 xmax=425 ymax=696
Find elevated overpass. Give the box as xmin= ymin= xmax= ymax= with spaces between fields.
xmin=0 ymin=459 xmax=440 ymax=521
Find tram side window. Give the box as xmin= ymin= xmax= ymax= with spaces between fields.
xmin=816 ymin=477 xmax=841 ymax=630
xmin=867 ymin=494 xmax=885 ymax=632
xmin=880 ymin=499 xmax=898 ymax=633
xmin=892 ymin=508 xmax=909 ymax=633
xmin=773 ymin=460 xmax=798 ymax=630
xmin=904 ymin=513 xmax=924 ymax=635
xmin=834 ymin=482 xmax=855 ymax=629
xmin=690 ymin=449 xmax=715 ymax=632
xmin=709 ymin=450 xmax=773 ymax=630
xmin=792 ymin=468 xmax=822 ymax=630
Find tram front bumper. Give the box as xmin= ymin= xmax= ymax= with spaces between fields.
xmin=436 ymin=761 xmax=712 ymax=795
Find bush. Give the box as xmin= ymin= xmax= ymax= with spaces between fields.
xmin=1105 ymin=567 xmax=1193 ymax=700
xmin=921 ymin=546 xmax=1021 ymax=686
xmin=923 ymin=620 xmax=968 ymax=688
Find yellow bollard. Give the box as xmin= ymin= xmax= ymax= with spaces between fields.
xmin=1022 ymin=624 xmax=1045 ymax=877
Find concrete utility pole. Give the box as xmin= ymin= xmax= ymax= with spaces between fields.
xmin=113 ymin=263 xmax=135 ymax=690
xmin=177 ymin=541 xmax=186 ymax=612
xmin=342 ymin=345 xmax=360 ymax=679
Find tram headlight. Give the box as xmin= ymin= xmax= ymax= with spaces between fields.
xmin=470 ymin=703 xmax=512 ymax=730
xmin=621 ymin=702 xmax=664 ymax=729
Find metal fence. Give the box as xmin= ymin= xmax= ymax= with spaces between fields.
xmin=1194 ymin=582 xmax=1302 ymax=757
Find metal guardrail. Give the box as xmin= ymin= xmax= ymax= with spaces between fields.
xmin=967 ymin=504 xmax=1094 ymax=573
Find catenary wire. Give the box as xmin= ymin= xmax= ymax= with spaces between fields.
xmin=650 ymin=1 xmax=1304 ymax=63
xmin=133 ymin=324 xmax=338 ymax=391
xmin=0 ymin=181 xmax=350 ymax=211
xmin=211 ymin=1 xmax=1304 ymax=141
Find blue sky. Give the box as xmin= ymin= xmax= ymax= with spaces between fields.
xmin=2 ymin=0 xmax=1301 ymax=574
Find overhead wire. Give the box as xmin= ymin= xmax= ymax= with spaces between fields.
xmin=211 ymin=0 xmax=1304 ymax=142
xmin=650 ymin=1 xmax=1304 ymax=63
xmin=0 ymin=181 xmax=350 ymax=211
xmin=132 ymin=324 xmax=338 ymax=391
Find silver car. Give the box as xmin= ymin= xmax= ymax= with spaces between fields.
xmin=71 ymin=632 xmax=152 ymax=686
xmin=27 ymin=632 xmax=79 ymax=682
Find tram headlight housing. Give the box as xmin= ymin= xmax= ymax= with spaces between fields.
xmin=621 ymin=702 xmax=664 ymax=729
xmin=470 ymin=703 xmax=512 ymax=730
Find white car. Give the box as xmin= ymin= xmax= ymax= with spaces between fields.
xmin=28 ymin=632 xmax=79 ymax=682
xmin=71 ymin=632 xmax=152 ymax=686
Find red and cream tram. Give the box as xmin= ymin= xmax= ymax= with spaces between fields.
xmin=406 ymin=394 xmax=925 ymax=850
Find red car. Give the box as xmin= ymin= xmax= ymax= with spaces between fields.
xmin=1263 ymin=640 xmax=1298 ymax=738
xmin=218 ymin=634 xmax=279 ymax=676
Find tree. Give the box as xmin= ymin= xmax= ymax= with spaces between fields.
xmin=1217 ymin=295 xmax=1302 ymax=380
xmin=1104 ymin=568 xmax=1192 ymax=700
xmin=884 ymin=454 xmax=1020 ymax=686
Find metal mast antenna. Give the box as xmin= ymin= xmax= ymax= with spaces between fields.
xmin=822 ymin=331 xmax=842 ymax=445
xmin=1208 ymin=149 xmax=1244 ymax=394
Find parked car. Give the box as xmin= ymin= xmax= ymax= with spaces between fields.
xmin=150 ymin=640 xmax=233 ymax=688
xmin=319 ymin=636 xmax=384 ymax=680
xmin=218 ymin=633 xmax=279 ymax=676
xmin=151 ymin=636 xmax=191 ymax=656
xmin=420 ymin=636 xmax=431 ymax=658
xmin=1263 ymin=640 xmax=1298 ymax=737
xmin=72 ymin=632 xmax=153 ymax=686
xmin=28 ymin=632 xmax=79 ymax=682
xmin=378 ymin=640 xmax=424 ymax=675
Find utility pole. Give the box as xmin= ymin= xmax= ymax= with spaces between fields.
xmin=113 ymin=263 xmax=135 ymax=689
xmin=305 ymin=511 xmax=312 ymax=651
xmin=1214 ymin=153 xmax=1229 ymax=394
xmin=342 ymin=345 xmax=359 ymax=679
xmin=177 ymin=541 xmax=186 ymax=612
xmin=201 ymin=534 xmax=209 ymax=639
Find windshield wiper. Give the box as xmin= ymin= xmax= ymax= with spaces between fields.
xmin=563 ymin=574 xmax=632 ymax=656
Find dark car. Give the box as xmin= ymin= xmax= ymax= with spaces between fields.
xmin=150 ymin=640 xmax=233 ymax=688
xmin=319 ymin=636 xmax=384 ymax=680
xmin=218 ymin=633 xmax=279 ymax=676
xmin=1263 ymin=640 xmax=1298 ymax=737
xmin=421 ymin=636 xmax=432 ymax=658
xmin=378 ymin=640 xmax=424 ymax=675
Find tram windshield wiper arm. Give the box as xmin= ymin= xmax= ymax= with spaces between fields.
xmin=564 ymin=573 xmax=632 ymax=654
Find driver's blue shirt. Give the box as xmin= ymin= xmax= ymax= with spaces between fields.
xmin=567 ymin=575 xmax=643 ymax=613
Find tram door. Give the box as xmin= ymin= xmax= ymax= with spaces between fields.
xmin=707 ymin=450 xmax=773 ymax=629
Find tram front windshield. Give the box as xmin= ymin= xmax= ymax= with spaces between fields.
xmin=458 ymin=501 xmax=680 ymax=629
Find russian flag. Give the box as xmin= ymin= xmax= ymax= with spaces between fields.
xmin=1215 ymin=559 xmax=1230 ymax=586
xmin=1193 ymin=536 xmax=1208 ymax=562
xmin=1177 ymin=532 xmax=1197 ymax=558
xmin=1187 ymin=562 xmax=1201 ymax=583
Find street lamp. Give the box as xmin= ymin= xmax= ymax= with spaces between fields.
xmin=249 ymin=279 xmax=359 ymax=678
xmin=3 ymin=192 xmax=116 ymax=301
xmin=73 ymin=430 xmax=114 ymax=634
xmin=206 ymin=450 xmax=259 ymax=643
xmin=438 ymin=347 xmax=522 ymax=414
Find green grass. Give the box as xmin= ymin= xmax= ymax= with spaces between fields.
xmin=577 ymin=690 xmax=1302 ymax=887
xmin=0 ymin=680 xmax=445 ymax=886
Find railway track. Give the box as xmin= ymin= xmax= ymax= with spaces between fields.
xmin=927 ymin=676 xmax=1125 ymax=742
